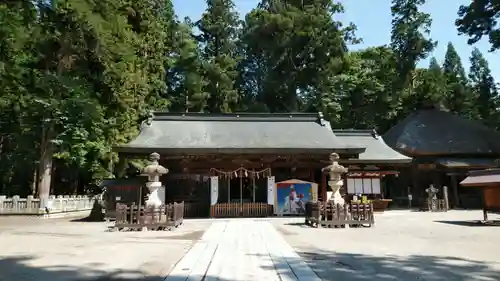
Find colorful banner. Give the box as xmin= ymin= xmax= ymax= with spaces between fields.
xmin=276 ymin=180 xmax=313 ymax=215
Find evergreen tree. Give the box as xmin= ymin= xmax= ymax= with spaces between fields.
xmin=390 ymin=0 xmax=436 ymax=93
xmin=469 ymin=47 xmax=499 ymax=127
xmin=442 ymin=42 xmax=475 ymax=118
xmin=408 ymin=58 xmax=447 ymax=111
xmin=456 ymin=0 xmax=500 ymax=51
xmin=240 ymin=0 xmax=356 ymax=113
xmin=168 ymin=19 xmax=209 ymax=112
xmin=196 ymin=0 xmax=240 ymax=113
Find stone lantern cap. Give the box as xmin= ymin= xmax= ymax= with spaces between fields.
xmin=322 ymin=153 xmax=348 ymax=175
xmin=142 ymin=152 xmax=168 ymax=182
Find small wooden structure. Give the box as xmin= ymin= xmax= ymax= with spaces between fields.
xmin=100 ymin=178 xmax=146 ymax=221
xmin=305 ymin=201 xmax=374 ymax=228
xmin=460 ymin=169 xmax=500 ymax=222
xmin=112 ymin=201 xmax=184 ymax=231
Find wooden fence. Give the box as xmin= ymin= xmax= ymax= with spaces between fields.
xmin=184 ymin=202 xmax=210 ymax=218
xmin=113 ymin=201 xmax=184 ymax=231
xmin=422 ymin=199 xmax=448 ymax=212
xmin=305 ymin=201 xmax=374 ymax=228
xmin=210 ymin=202 xmax=273 ymax=218
xmin=0 ymin=195 xmax=95 ymax=215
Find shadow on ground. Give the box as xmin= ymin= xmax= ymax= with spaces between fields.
xmin=434 ymin=220 xmax=500 ymax=227
xmin=70 ymin=201 xmax=105 ymax=222
xmin=0 ymin=255 xmax=231 ymax=281
xmin=287 ymin=250 xmax=500 ymax=281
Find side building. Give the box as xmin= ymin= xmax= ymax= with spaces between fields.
xmin=114 ymin=112 xmax=364 ymax=217
xmin=383 ymin=105 xmax=500 ymax=208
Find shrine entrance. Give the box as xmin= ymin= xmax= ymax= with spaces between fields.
xmin=209 ymin=167 xmax=274 ymax=217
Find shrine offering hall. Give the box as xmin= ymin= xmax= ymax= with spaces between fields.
xmin=113 ymin=112 xmax=414 ymax=218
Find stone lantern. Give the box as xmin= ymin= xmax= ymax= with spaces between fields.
xmin=321 ymin=152 xmax=348 ymax=205
xmin=141 ymin=152 xmax=168 ymax=208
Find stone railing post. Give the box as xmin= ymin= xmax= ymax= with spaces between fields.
xmin=12 ymin=195 xmax=20 ymax=212
xmin=0 ymin=195 xmax=6 ymax=213
xmin=27 ymin=195 xmax=34 ymax=212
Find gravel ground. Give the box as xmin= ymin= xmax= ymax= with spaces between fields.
xmin=273 ymin=210 xmax=500 ymax=281
xmin=0 ymin=216 xmax=211 ymax=281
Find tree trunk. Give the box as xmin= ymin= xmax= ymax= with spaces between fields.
xmin=37 ymin=124 xmax=54 ymax=209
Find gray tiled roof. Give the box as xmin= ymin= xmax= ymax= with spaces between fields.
xmin=383 ymin=107 xmax=500 ymax=156
xmin=116 ymin=112 xmax=364 ymax=154
xmin=333 ymin=129 xmax=412 ymax=163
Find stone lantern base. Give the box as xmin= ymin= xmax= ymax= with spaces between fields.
xmin=145 ymin=181 xmax=165 ymax=208
xmin=327 ymin=180 xmax=345 ymax=205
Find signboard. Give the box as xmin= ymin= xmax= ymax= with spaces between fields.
xmin=267 ymin=176 xmax=275 ymax=205
xmin=347 ymin=177 xmax=381 ymax=194
xmin=210 ymin=176 xmax=219 ymax=205
xmin=275 ymin=179 xmax=317 ymax=216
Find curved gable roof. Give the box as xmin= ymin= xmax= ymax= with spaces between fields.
xmin=116 ymin=112 xmax=365 ymax=155
xmin=383 ymin=108 xmax=500 ymax=156
xmin=334 ymin=129 xmax=412 ymax=163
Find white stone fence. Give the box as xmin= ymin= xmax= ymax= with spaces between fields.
xmin=0 ymin=195 xmax=96 ymax=215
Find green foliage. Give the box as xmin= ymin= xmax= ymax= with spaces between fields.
xmin=456 ymin=0 xmax=500 ymax=51
xmin=196 ymin=0 xmax=241 ymax=113
xmin=1 ymin=0 xmax=499 ymax=196
xmin=442 ymin=42 xmax=476 ymax=119
xmin=468 ymin=48 xmax=499 ymax=128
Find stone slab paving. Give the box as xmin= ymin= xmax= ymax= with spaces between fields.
xmin=165 ymin=219 xmax=321 ymax=281
xmin=0 ymin=216 xmax=211 ymax=281
xmin=273 ymin=210 xmax=500 ymax=281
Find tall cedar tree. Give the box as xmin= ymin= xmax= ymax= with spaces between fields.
xmin=240 ymin=0 xmax=356 ymax=114
xmin=168 ymin=19 xmax=209 ymax=112
xmin=196 ymin=0 xmax=240 ymax=113
xmin=390 ymin=0 xmax=436 ymax=93
xmin=442 ymin=42 xmax=476 ymax=119
xmin=469 ymin=48 xmax=499 ymax=127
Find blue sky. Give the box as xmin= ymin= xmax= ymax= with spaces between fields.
xmin=172 ymin=0 xmax=499 ymax=80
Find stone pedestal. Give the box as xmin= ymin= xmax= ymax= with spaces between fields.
xmin=145 ymin=181 xmax=165 ymax=208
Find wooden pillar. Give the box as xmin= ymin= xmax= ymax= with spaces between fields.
xmin=411 ymin=164 xmax=418 ymax=204
xmin=450 ymin=175 xmax=459 ymax=208
xmin=239 ymin=171 xmax=243 ymax=204
xmin=252 ymin=169 xmax=256 ymax=203
xmin=320 ymin=172 xmax=327 ymax=201
xmin=227 ymin=176 xmax=231 ymax=203
xmin=443 ymin=185 xmax=449 ymax=210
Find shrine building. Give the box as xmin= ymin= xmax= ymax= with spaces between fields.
xmin=114 ymin=112 xmax=365 ymax=217
xmin=383 ymin=105 xmax=500 ymax=209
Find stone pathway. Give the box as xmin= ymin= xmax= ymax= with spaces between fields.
xmin=165 ymin=220 xmax=321 ymax=281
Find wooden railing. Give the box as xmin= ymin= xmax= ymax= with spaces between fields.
xmin=210 ymin=202 xmax=273 ymax=218
xmin=305 ymin=201 xmax=374 ymax=228
xmin=184 ymin=202 xmax=210 ymax=218
xmin=113 ymin=201 xmax=184 ymax=231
